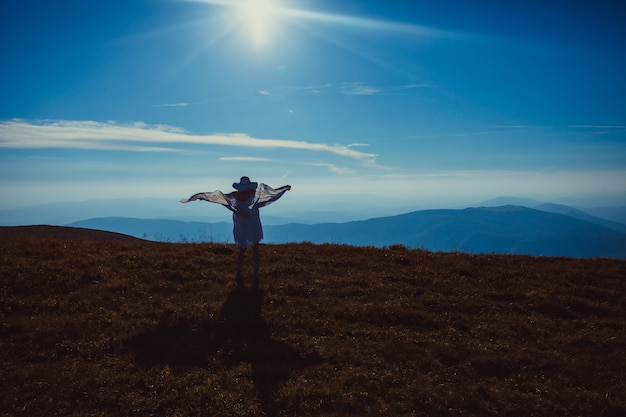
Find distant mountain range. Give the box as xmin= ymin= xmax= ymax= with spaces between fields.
xmin=0 ymin=198 xmax=361 ymax=226
xmin=2 ymin=196 xmax=626 ymax=226
xmin=475 ymin=197 xmax=626 ymax=225
xmin=69 ymin=205 xmax=626 ymax=259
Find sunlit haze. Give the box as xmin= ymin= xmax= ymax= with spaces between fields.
xmin=1 ymin=0 xmax=625 ymax=219
xmin=236 ymin=0 xmax=283 ymax=48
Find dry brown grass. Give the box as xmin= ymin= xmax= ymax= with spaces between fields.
xmin=1 ymin=227 xmax=625 ymax=416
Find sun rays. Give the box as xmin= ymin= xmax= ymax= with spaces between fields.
xmin=235 ymin=0 xmax=283 ymax=48
xmin=183 ymin=0 xmax=448 ymax=51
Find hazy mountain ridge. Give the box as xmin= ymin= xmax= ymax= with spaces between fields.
xmin=266 ymin=205 xmax=625 ymax=258
xmin=0 ymin=198 xmax=359 ymax=226
xmin=2 ymin=196 xmax=626 ymax=226
xmin=534 ymin=203 xmax=626 ymax=234
xmin=69 ymin=205 xmax=626 ymax=259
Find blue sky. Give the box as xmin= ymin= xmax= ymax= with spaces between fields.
xmin=1 ymin=0 xmax=625 ymax=216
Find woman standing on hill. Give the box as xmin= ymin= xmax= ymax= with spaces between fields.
xmin=181 ymin=176 xmax=291 ymax=288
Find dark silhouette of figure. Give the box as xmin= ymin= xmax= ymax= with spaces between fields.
xmin=181 ymin=176 xmax=291 ymax=288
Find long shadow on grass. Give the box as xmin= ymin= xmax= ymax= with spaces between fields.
xmin=214 ymin=287 xmax=319 ymax=411
xmin=126 ymin=286 xmax=318 ymax=414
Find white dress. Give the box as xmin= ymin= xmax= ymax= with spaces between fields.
xmin=232 ymin=194 xmax=263 ymax=248
xmin=181 ymin=183 xmax=291 ymax=248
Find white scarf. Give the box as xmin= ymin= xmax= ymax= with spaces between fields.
xmin=181 ymin=184 xmax=291 ymax=212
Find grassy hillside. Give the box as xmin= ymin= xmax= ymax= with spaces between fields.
xmin=1 ymin=228 xmax=625 ymax=416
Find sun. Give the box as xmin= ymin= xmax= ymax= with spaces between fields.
xmin=235 ymin=0 xmax=283 ymax=48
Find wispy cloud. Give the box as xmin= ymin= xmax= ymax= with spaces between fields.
xmin=309 ymin=162 xmax=354 ymax=175
xmin=343 ymin=85 xmax=382 ymax=96
xmin=257 ymin=82 xmax=426 ymax=97
xmin=0 ymin=119 xmax=377 ymax=164
xmin=425 ymin=170 xmax=521 ymax=178
xmin=219 ymin=156 xmax=273 ymax=162
xmin=568 ymin=125 xmax=626 ymax=136
xmin=152 ymin=102 xmax=191 ymax=107
xmin=570 ymin=125 xmax=626 ymax=129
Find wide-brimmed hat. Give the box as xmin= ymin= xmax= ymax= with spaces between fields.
xmin=233 ymin=176 xmax=258 ymax=191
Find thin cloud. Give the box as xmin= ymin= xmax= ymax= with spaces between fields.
xmin=219 ymin=156 xmax=273 ymax=162
xmin=258 ymin=82 xmax=426 ymax=97
xmin=569 ymin=125 xmax=626 ymax=136
xmin=309 ymin=162 xmax=354 ymax=175
xmin=425 ymin=170 xmax=520 ymax=178
xmin=570 ymin=125 xmax=626 ymax=129
xmin=152 ymin=102 xmax=190 ymax=107
xmin=0 ymin=119 xmax=377 ymax=164
xmin=343 ymin=85 xmax=382 ymax=96
xmin=402 ymin=84 xmax=430 ymax=90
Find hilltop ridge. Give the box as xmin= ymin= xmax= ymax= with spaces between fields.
xmin=0 ymin=225 xmax=142 ymax=242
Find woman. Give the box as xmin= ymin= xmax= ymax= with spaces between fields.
xmin=181 ymin=176 xmax=291 ymax=287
